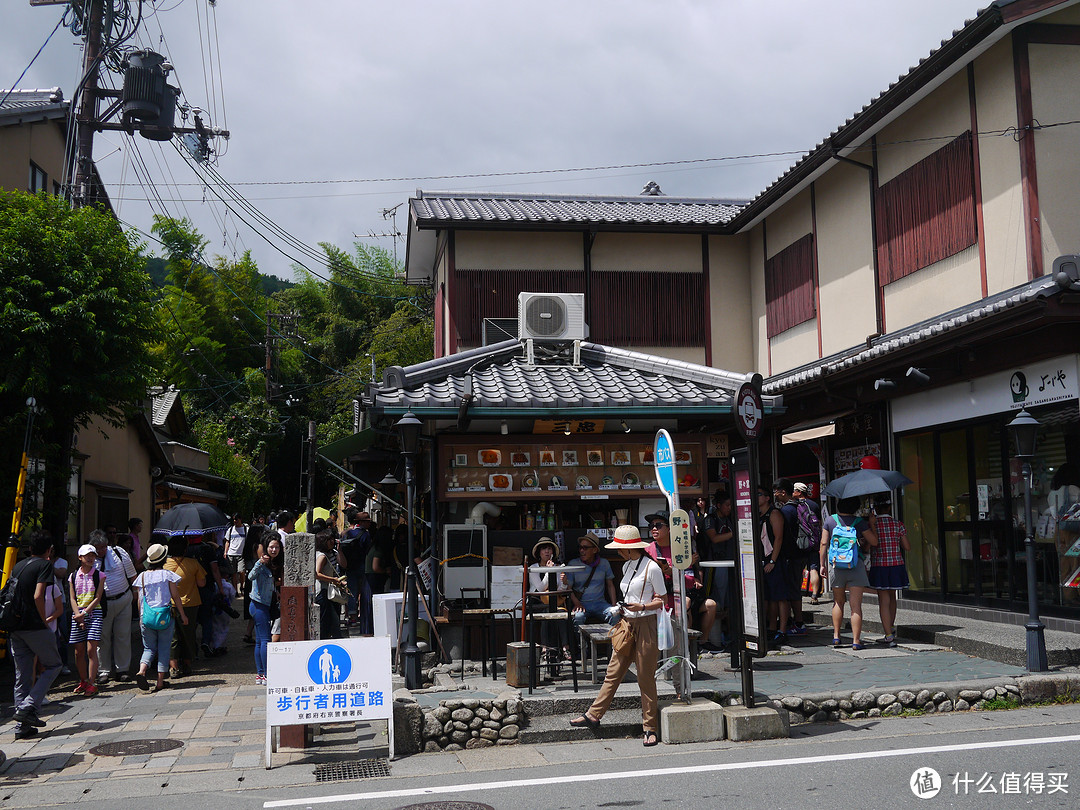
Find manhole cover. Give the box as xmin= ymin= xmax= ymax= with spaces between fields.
xmin=313 ymin=758 xmax=391 ymax=783
xmin=89 ymin=738 xmax=184 ymax=757
xmin=395 ymin=804 xmax=494 ymax=810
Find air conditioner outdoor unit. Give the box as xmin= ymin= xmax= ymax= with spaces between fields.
xmin=517 ymin=292 xmax=586 ymax=341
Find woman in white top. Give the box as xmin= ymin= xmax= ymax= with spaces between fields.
xmin=570 ymin=524 xmax=666 ymax=746
xmin=132 ymin=543 xmax=187 ymax=692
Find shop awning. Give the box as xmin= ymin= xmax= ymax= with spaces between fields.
xmin=781 ymin=413 xmax=849 ymax=444
xmin=318 ymin=428 xmax=377 ymax=466
xmin=163 ymin=481 xmax=228 ymax=501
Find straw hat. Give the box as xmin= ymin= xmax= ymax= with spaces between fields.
xmin=605 ymin=524 xmax=649 ymax=550
xmin=532 ymin=537 xmax=559 ymax=559
xmin=146 ymin=543 xmax=168 ymax=565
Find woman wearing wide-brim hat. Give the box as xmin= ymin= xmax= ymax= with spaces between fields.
xmin=570 ymin=524 xmax=667 ymax=747
xmin=529 ymin=537 xmax=572 ymax=663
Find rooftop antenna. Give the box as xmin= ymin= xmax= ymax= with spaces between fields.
xmin=380 ymin=202 xmax=403 ymax=265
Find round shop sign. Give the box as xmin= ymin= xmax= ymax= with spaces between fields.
xmin=735 ymin=383 xmax=763 ymax=440
xmin=308 ymin=644 xmax=352 ymax=685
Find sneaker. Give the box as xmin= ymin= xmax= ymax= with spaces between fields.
xmin=200 ymin=643 xmax=214 ymax=659
xmin=83 ymin=684 xmax=98 ymax=697
xmin=771 ymin=632 xmax=786 ymax=646
xmin=786 ymin=625 xmax=808 ymax=636
xmin=14 ymin=724 xmax=38 ymax=740
xmin=60 ymin=665 xmax=71 ymax=675
xmin=255 ymin=675 xmax=266 ymax=686
xmin=73 ymin=681 xmax=88 ymax=695
xmin=887 ymin=635 xmax=898 ymax=648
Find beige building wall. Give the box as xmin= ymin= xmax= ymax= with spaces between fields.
xmin=591 ymin=232 xmax=701 ymax=272
xmin=763 ymin=190 xmax=812 ymax=258
xmin=815 ymin=166 xmax=878 ymax=354
xmin=748 ymin=224 xmax=769 ymax=372
xmin=77 ymin=416 xmax=154 ymax=538
xmin=634 ymin=346 xmax=707 ymax=364
xmin=974 ymin=39 xmax=1027 ymax=294
xmin=883 ymin=244 xmax=982 ymax=328
xmin=455 ymin=230 xmax=583 ymax=270
xmin=0 ymin=119 xmax=66 ymax=193
xmin=876 ymin=72 xmax=972 ymax=184
xmin=708 ymin=233 xmax=753 ymax=373
xmin=769 ymin=319 xmax=819 ymax=373
xmin=1029 ymin=42 xmax=1080 ymax=272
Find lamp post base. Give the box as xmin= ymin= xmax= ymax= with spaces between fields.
xmin=403 ymin=646 xmax=423 ymax=690
xmin=1026 ymin=622 xmax=1049 ymax=672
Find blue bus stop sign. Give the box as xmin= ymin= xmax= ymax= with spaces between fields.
xmin=654 ymin=429 xmax=678 ymax=500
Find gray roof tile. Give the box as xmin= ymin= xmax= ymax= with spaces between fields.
xmin=370 ymin=339 xmax=781 ymax=415
xmin=411 ymin=191 xmax=746 ymax=229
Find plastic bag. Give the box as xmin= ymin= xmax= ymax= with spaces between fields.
xmin=656 ymin=608 xmax=674 ymax=650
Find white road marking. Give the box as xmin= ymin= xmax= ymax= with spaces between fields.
xmin=263 ymin=731 xmax=1080 ymax=807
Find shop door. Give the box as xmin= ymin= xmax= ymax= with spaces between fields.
xmin=938 ymin=425 xmax=1011 ymax=602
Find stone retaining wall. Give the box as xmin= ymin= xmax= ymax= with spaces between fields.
xmin=394 ymin=688 xmax=524 ymax=754
xmin=762 ymin=674 xmax=1080 ymax=725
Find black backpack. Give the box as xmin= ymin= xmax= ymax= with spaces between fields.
xmin=0 ymin=571 xmax=25 ymax=631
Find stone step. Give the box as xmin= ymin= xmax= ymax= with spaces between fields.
xmin=518 ymin=707 xmax=650 ymax=744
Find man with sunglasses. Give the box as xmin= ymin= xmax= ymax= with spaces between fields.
xmin=563 ymin=533 xmax=619 ymax=629
xmin=645 ymin=511 xmax=719 ymax=651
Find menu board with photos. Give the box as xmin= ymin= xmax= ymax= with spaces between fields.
xmin=439 ymin=435 xmax=707 ymax=500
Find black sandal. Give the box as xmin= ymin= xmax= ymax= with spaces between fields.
xmin=569 ymin=713 xmax=600 ymax=729
xmin=643 ymin=730 xmax=658 ymax=747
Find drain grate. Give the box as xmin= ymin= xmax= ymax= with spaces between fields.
xmin=89 ymin=738 xmax=184 ymax=757
xmin=395 ymin=804 xmax=495 ymax=810
xmin=313 ymin=758 xmax=391 ymax=783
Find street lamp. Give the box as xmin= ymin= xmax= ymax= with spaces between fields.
xmin=1007 ymin=409 xmax=1048 ymax=672
xmin=394 ymin=410 xmax=423 ymax=689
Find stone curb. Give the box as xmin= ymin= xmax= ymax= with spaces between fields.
xmin=394 ymin=688 xmax=524 ymax=754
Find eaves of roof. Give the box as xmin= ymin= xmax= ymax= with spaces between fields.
xmin=763 ymin=274 xmax=1063 ymax=395
xmin=0 ymin=88 xmax=67 ymax=127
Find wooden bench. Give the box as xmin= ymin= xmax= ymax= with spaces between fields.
xmin=579 ymin=623 xmax=701 ymax=684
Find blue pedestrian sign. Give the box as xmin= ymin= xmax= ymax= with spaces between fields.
xmin=307 ymin=644 xmax=352 ymax=685
xmin=654 ymin=429 xmax=678 ymax=499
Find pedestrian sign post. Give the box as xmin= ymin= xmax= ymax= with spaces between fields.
xmin=265 ymin=637 xmax=394 ymax=767
xmin=653 ymin=429 xmax=691 ymax=701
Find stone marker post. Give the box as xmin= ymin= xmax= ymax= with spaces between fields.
xmin=279 ymin=531 xmax=316 ymax=749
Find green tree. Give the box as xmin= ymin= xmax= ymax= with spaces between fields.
xmin=0 ymin=192 xmax=159 ymax=541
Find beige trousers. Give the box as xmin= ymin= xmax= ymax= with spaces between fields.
xmin=588 ymin=614 xmax=659 ymax=732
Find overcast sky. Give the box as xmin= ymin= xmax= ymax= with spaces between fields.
xmin=4 ymin=0 xmax=982 ymax=279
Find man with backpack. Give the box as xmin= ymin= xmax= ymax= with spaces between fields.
xmin=339 ymin=509 xmax=373 ymax=632
xmin=6 ymin=530 xmax=62 ymax=739
xmin=773 ymin=479 xmax=809 ymax=637
xmin=792 ymin=483 xmax=824 ymax=604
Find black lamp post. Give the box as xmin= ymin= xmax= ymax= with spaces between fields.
xmin=395 ymin=411 xmax=423 ymax=689
xmin=1008 ymin=409 xmax=1049 ymax=672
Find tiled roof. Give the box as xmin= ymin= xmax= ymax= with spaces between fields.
xmin=763 ymin=275 xmax=1061 ymax=394
xmin=369 ymin=339 xmax=780 ymax=415
xmin=0 ymin=88 xmax=67 ymax=125
xmin=150 ymin=386 xmax=181 ymax=428
xmin=411 ymin=191 xmax=746 ymax=229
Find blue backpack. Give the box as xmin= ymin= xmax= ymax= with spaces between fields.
xmin=827 ymin=515 xmax=859 ymax=569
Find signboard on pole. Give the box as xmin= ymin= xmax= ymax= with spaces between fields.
xmin=669 ymin=509 xmax=693 ymax=570
xmin=654 ymin=429 xmax=690 ymax=700
xmin=653 ymin=429 xmax=678 ymax=500
xmin=732 ymin=462 xmax=765 ymax=654
xmin=265 ymin=637 xmax=394 ymax=767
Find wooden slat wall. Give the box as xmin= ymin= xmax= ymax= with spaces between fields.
xmin=451 ymin=268 xmax=706 ymax=347
xmin=764 ymin=233 xmax=815 ymax=338
xmin=588 ymin=271 xmax=705 ymax=346
xmin=874 ymin=131 xmax=977 ymax=285
xmin=452 ymin=269 xmax=586 ymax=345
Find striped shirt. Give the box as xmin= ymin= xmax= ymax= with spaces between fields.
xmin=870 ymin=515 xmax=906 ymax=568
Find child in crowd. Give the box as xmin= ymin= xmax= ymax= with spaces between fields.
xmin=68 ymin=544 xmax=105 ymax=696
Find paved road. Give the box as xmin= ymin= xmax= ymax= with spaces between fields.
xmin=29 ymin=702 xmax=1079 ymax=809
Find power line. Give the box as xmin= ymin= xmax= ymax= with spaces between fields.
xmin=0 ymin=9 xmax=68 ymax=107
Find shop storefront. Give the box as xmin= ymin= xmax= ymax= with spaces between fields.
xmin=893 ymin=355 xmax=1080 ymax=618
xmin=363 ymin=339 xmax=778 ymax=610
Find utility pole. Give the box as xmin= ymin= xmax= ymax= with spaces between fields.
xmin=71 ymin=0 xmax=104 ymax=208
